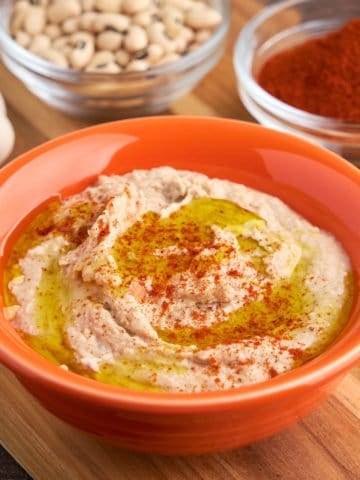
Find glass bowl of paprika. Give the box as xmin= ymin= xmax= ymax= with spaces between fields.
xmin=233 ymin=0 xmax=360 ymax=163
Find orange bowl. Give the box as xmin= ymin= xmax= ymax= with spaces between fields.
xmin=0 ymin=117 xmax=359 ymax=455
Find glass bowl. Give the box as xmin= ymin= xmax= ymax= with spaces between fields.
xmin=0 ymin=0 xmax=230 ymax=120
xmin=233 ymin=0 xmax=360 ymax=162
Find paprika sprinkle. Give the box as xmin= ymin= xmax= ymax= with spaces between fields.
xmin=258 ymin=18 xmax=360 ymax=122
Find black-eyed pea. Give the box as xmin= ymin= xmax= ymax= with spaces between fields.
xmin=147 ymin=22 xmax=164 ymax=38
xmin=126 ymin=59 xmax=149 ymax=72
xmin=96 ymin=31 xmax=123 ymax=51
xmin=178 ymin=25 xmax=194 ymax=43
xmin=195 ymin=29 xmax=211 ymax=44
xmin=29 ymin=33 xmax=51 ymax=54
xmin=122 ymin=0 xmax=152 ymax=15
xmin=53 ymin=35 xmax=70 ymax=50
xmin=90 ymin=50 xmax=115 ymax=64
xmin=160 ymin=5 xmax=184 ymax=22
xmin=189 ymin=1 xmax=208 ymax=10
xmin=132 ymin=9 xmax=158 ymax=27
xmin=44 ymin=24 xmax=62 ymax=39
xmin=174 ymin=35 xmax=188 ymax=54
xmin=15 ymin=31 xmax=31 ymax=48
xmin=14 ymin=0 xmax=30 ymax=11
xmin=69 ymin=32 xmax=95 ymax=69
xmin=147 ymin=23 xmax=177 ymax=54
xmin=81 ymin=0 xmax=95 ymax=11
xmin=124 ymin=25 xmax=148 ymax=53
xmin=52 ymin=38 xmax=72 ymax=57
xmin=86 ymin=51 xmax=116 ymax=70
xmin=147 ymin=43 xmax=164 ymax=63
xmin=164 ymin=16 xmax=183 ymax=39
xmin=14 ymin=0 xmax=31 ymax=16
xmin=163 ymin=0 xmax=194 ymax=11
xmin=38 ymin=48 xmax=69 ymax=67
xmin=155 ymin=52 xmax=180 ymax=65
xmin=47 ymin=0 xmax=81 ymax=24
xmin=10 ymin=1 xmax=29 ymax=35
xmin=133 ymin=48 xmax=148 ymax=60
xmin=62 ymin=17 xmax=80 ymax=35
xmin=94 ymin=0 xmax=122 ymax=13
xmin=161 ymin=40 xmax=178 ymax=54
xmin=10 ymin=15 xmax=25 ymax=37
xmin=27 ymin=0 xmax=49 ymax=5
xmin=86 ymin=61 xmax=122 ymax=73
xmin=114 ymin=49 xmax=130 ymax=67
xmin=62 ymin=45 xmax=72 ymax=58
xmin=79 ymin=12 xmax=98 ymax=31
xmin=24 ymin=6 xmax=46 ymax=35
xmin=92 ymin=13 xmax=130 ymax=33
xmin=185 ymin=7 xmax=222 ymax=29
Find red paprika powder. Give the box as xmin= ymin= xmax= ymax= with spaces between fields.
xmin=257 ymin=18 xmax=360 ymax=122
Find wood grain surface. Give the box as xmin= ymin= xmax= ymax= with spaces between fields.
xmin=0 ymin=1 xmax=359 ymax=479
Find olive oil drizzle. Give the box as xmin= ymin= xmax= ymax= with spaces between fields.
xmin=112 ymin=197 xmax=265 ymax=295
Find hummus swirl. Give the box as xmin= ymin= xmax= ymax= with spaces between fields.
xmin=4 ymin=167 xmax=353 ymax=392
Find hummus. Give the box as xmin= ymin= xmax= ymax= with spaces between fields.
xmin=4 ymin=167 xmax=353 ymax=392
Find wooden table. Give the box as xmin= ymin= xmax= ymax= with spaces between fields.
xmin=1 ymin=1 xmax=359 ymax=479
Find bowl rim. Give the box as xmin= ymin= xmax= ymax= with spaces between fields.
xmin=233 ymin=0 xmax=360 ymax=132
xmin=0 ymin=116 xmax=359 ymax=414
xmin=0 ymin=0 xmax=231 ymax=82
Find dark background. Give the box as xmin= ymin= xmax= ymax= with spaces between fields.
xmin=0 ymin=448 xmax=31 ymax=480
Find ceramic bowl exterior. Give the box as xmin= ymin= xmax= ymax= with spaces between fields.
xmin=0 ymin=117 xmax=359 ymax=454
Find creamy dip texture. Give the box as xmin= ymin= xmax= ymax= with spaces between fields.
xmin=4 ymin=167 xmax=353 ymax=392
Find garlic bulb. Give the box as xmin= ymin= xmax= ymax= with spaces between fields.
xmin=0 ymin=94 xmax=15 ymax=165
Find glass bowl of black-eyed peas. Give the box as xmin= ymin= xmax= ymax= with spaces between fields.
xmin=0 ymin=0 xmax=230 ymax=119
